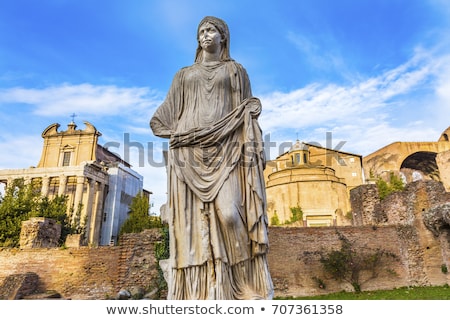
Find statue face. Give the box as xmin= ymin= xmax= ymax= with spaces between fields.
xmin=198 ymin=22 xmax=223 ymax=54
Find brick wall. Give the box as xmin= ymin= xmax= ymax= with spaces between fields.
xmin=1 ymin=224 xmax=448 ymax=299
xmin=1 ymin=181 xmax=449 ymax=299
xmin=267 ymin=226 xmax=407 ymax=297
xmin=0 ymin=229 xmax=163 ymax=299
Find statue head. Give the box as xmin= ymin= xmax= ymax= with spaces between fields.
xmin=195 ymin=16 xmax=231 ymax=62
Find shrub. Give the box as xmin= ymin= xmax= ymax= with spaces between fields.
xmin=319 ymin=230 xmax=398 ymax=293
xmin=287 ymin=204 xmax=303 ymax=224
xmin=376 ymin=172 xmax=404 ymax=200
xmin=270 ymin=211 xmax=280 ymax=226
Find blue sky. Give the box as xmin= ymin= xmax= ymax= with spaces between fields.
xmin=1 ymin=0 xmax=450 ymax=212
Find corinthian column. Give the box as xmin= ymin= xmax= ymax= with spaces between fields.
xmin=58 ymin=175 xmax=67 ymax=196
xmin=41 ymin=176 xmax=50 ymax=197
xmin=72 ymin=176 xmax=85 ymax=225
xmin=88 ymin=181 xmax=105 ymax=246
xmin=82 ymin=178 xmax=96 ymax=228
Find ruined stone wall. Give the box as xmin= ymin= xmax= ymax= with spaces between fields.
xmin=19 ymin=217 xmax=61 ymax=249
xmin=116 ymin=229 xmax=163 ymax=296
xmin=379 ymin=180 xmax=450 ymax=225
xmin=1 ymin=224 xmax=448 ymax=299
xmin=267 ymin=226 xmax=407 ymax=297
xmin=0 ymin=229 xmax=162 ymax=299
xmin=0 ymin=246 xmax=119 ymax=299
xmin=348 ymin=180 xmax=450 ymax=289
xmin=351 ymin=180 xmax=450 ymax=226
xmin=349 ymin=184 xmax=380 ymax=225
xmin=437 ymin=150 xmax=450 ymax=192
xmin=1 ymin=180 xmax=450 ymax=299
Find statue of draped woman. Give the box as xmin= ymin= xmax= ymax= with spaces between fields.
xmin=150 ymin=16 xmax=273 ymax=300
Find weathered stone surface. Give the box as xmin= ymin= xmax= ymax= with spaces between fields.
xmin=437 ymin=150 xmax=450 ymax=192
xmin=0 ymin=272 xmax=40 ymax=300
xmin=65 ymin=234 xmax=86 ymax=248
xmin=378 ymin=180 xmax=449 ymax=226
xmin=350 ymin=184 xmax=381 ymax=225
xmin=423 ymin=202 xmax=450 ymax=237
xmin=19 ymin=217 xmax=61 ymax=249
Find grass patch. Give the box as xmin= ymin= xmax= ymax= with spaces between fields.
xmin=277 ymin=284 xmax=450 ymax=300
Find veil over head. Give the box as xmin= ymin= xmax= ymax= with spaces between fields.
xmin=195 ymin=16 xmax=232 ymax=62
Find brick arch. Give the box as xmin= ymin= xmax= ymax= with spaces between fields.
xmin=400 ymin=151 xmax=440 ymax=181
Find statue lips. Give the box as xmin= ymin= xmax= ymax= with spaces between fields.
xmin=202 ymin=39 xmax=212 ymax=46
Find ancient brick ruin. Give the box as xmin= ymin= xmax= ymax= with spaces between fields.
xmin=0 ymin=180 xmax=449 ymax=299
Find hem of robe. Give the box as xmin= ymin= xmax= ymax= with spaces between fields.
xmin=167 ymin=254 xmax=274 ymax=300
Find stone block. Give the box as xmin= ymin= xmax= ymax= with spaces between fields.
xmin=19 ymin=217 xmax=61 ymax=249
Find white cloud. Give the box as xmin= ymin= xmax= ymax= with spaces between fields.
xmin=258 ymin=47 xmax=450 ymax=158
xmin=0 ymin=83 xmax=160 ymax=117
xmin=328 ymin=122 xmax=440 ymax=157
xmin=0 ymin=134 xmax=42 ymax=169
xmin=432 ymin=54 xmax=450 ymax=121
xmin=261 ymin=49 xmax=436 ymax=130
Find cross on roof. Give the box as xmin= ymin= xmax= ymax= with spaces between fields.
xmin=70 ymin=113 xmax=77 ymax=123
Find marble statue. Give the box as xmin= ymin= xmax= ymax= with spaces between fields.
xmin=150 ymin=16 xmax=273 ymax=300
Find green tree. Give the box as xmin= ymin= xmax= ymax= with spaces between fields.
xmin=0 ymin=178 xmax=38 ymax=247
xmin=30 ymin=195 xmax=68 ymax=222
xmin=0 ymin=178 xmax=74 ymax=247
xmin=119 ymin=192 xmax=162 ymax=235
xmin=30 ymin=194 xmax=75 ymax=244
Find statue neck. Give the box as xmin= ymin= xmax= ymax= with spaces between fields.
xmin=201 ymin=49 xmax=222 ymax=63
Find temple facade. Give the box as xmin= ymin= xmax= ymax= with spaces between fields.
xmin=0 ymin=121 xmax=151 ymax=246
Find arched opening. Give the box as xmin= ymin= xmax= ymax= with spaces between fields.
xmin=438 ymin=126 xmax=450 ymax=141
xmin=400 ymin=151 xmax=440 ymax=182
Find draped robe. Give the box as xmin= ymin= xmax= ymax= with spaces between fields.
xmin=150 ymin=60 xmax=273 ymax=299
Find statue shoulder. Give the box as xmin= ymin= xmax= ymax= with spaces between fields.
xmin=168 ymin=65 xmax=196 ymax=85
xmin=227 ymin=60 xmax=246 ymax=70
xmin=177 ymin=64 xmax=202 ymax=77
xmin=223 ymin=60 xmax=247 ymax=76
xmin=174 ymin=65 xmax=192 ymax=76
